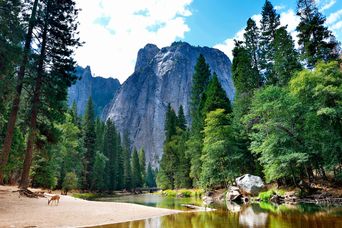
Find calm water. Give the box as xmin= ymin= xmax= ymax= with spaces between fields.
xmin=92 ymin=194 xmax=342 ymax=228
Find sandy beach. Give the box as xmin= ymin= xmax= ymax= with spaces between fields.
xmin=0 ymin=186 xmax=180 ymax=228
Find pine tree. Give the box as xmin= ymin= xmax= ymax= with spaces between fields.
xmin=122 ymin=132 xmax=132 ymax=190
xmin=244 ymin=18 xmax=260 ymax=72
xmin=232 ymin=41 xmax=260 ymax=95
xmin=296 ymin=0 xmax=339 ymax=68
xmin=259 ymin=0 xmax=280 ymax=83
xmin=273 ymin=26 xmax=302 ymax=85
xmin=146 ymin=162 xmax=156 ymax=187
xmin=102 ymin=119 xmax=116 ymax=190
xmin=91 ymin=152 xmax=108 ymax=191
xmin=116 ymin=133 xmax=124 ymax=190
xmin=203 ymin=73 xmax=232 ymax=115
xmin=177 ymin=105 xmax=186 ymax=131
xmin=187 ymin=54 xmax=211 ymax=186
xmin=19 ymin=0 xmax=81 ymax=188
xmin=82 ymin=97 xmax=96 ymax=189
xmin=138 ymin=149 xmax=146 ymax=186
xmin=131 ymin=148 xmax=142 ymax=189
xmin=0 ymin=0 xmax=39 ymax=184
xmin=164 ymin=104 xmax=177 ymax=141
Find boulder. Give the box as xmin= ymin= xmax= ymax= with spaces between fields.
xmin=226 ymin=186 xmax=242 ymax=201
xmin=235 ymin=174 xmax=265 ymax=196
xmin=202 ymin=196 xmax=214 ymax=205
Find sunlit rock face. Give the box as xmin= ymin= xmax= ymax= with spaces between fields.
xmin=68 ymin=66 xmax=121 ymax=116
xmin=104 ymin=41 xmax=235 ymax=166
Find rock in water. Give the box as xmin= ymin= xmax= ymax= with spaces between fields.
xmin=68 ymin=66 xmax=121 ymax=116
xmin=104 ymin=42 xmax=235 ymax=166
xmin=235 ymin=174 xmax=265 ymax=196
xmin=226 ymin=186 xmax=242 ymax=201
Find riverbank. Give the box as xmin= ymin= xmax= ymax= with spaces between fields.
xmin=0 ymin=186 xmax=180 ymax=228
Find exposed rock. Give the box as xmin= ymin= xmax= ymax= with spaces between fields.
xmin=239 ymin=207 xmax=268 ymax=227
xmin=202 ymin=196 xmax=214 ymax=205
xmin=284 ymin=191 xmax=298 ymax=203
xmin=104 ymin=41 xmax=235 ymax=166
xmin=236 ymin=174 xmax=265 ymax=196
xmin=68 ymin=66 xmax=121 ymax=116
xmin=226 ymin=201 xmax=241 ymax=213
xmin=226 ymin=186 xmax=242 ymax=201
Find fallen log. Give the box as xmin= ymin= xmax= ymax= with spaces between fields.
xmin=181 ymin=204 xmax=216 ymax=211
xmin=13 ymin=189 xmax=46 ymax=198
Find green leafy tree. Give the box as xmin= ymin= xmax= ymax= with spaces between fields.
xmin=62 ymin=172 xmax=78 ymax=195
xmin=165 ymin=104 xmax=177 ymax=141
xmin=244 ymin=18 xmax=260 ymax=71
xmin=296 ymin=0 xmax=339 ymax=68
xmin=177 ymin=105 xmax=186 ymax=131
xmin=201 ymin=109 xmax=236 ymax=189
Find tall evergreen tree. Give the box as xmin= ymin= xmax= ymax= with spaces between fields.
xmin=122 ymin=132 xmax=132 ymax=190
xmin=273 ymin=26 xmax=302 ymax=85
xmin=138 ymin=149 xmax=146 ymax=186
xmin=19 ymin=0 xmax=81 ymax=188
xmin=177 ymin=105 xmax=186 ymax=131
xmin=296 ymin=0 xmax=339 ymax=68
xmin=259 ymin=0 xmax=280 ymax=83
xmin=164 ymin=104 xmax=177 ymax=141
xmin=102 ymin=119 xmax=116 ymax=190
xmin=146 ymin=162 xmax=156 ymax=188
xmin=203 ymin=73 xmax=232 ymax=114
xmin=0 ymin=0 xmax=39 ymax=184
xmin=82 ymin=97 xmax=96 ymax=189
xmin=187 ymin=54 xmax=211 ymax=186
xmin=244 ymin=18 xmax=260 ymax=72
xmin=131 ymin=148 xmax=142 ymax=189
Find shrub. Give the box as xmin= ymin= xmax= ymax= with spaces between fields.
xmin=258 ymin=190 xmax=275 ymax=202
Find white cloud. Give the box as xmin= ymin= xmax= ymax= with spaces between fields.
xmin=326 ymin=9 xmax=342 ymax=25
xmin=320 ymin=0 xmax=336 ymax=12
xmin=74 ymin=0 xmax=192 ymax=82
xmin=213 ymin=29 xmax=245 ymax=60
xmin=275 ymin=5 xmax=286 ymax=11
xmin=331 ymin=21 xmax=342 ymax=30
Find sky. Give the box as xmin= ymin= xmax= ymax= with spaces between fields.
xmin=74 ymin=0 xmax=342 ymax=83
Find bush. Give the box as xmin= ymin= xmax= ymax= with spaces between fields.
xmin=62 ymin=172 xmax=78 ymax=194
xmin=258 ymin=190 xmax=275 ymax=202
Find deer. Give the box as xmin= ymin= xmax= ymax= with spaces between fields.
xmin=48 ymin=195 xmax=60 ymax=206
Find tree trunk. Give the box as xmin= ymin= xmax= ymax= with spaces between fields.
xmin=0 ymin=0 xmax=39 ymax=185
xmin=19 ymin=1 xmax=49 ymax=189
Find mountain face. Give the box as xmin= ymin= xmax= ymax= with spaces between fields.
xmin=68 ymin=66 xmax=121 ymax=116
xmin=104 ymin=41 xmax=235 ymax=166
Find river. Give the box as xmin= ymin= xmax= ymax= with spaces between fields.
xmin=91 ymin=194 xmax=342 ymax=228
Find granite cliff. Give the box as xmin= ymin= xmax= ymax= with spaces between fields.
xmin=68 ymin=66 xmax=121 ymax=116
xmin=104 ymin=42 xmax=235 ymax=166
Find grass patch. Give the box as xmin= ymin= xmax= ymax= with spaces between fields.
xmin=72 ymin=193 xmax=99 ymax=200
xmin=160 ymin=189 xmax=204 ymax=198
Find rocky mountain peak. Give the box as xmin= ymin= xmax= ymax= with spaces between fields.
xmin=135 ymin=44 xmax=160 ymax=72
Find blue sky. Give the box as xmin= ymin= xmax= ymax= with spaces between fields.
xmin=74 ymin=0 xmax=342 ymax=82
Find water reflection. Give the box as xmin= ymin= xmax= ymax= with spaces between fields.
xmin=92 ymin=195 xmax=342 ymax=228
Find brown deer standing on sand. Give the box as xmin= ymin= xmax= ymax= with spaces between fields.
xmin=48 ymin=195 xmax=60 ymax=206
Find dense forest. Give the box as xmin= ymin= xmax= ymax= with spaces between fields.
xmin=0 ymin=0 xmax=156 ymax=192
xmin=157 ymin=0 xmax=341 ymax=190
xmin=0 ymin=0 xmax=341 ymax=193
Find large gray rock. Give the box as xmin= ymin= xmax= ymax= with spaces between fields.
xmin=68 ymin=66 xmax=121 ymax=116
xmin=104 ymin=41 xmax=235 ymax=166
xmin=235 ymin=174 xmax=265 ymax=196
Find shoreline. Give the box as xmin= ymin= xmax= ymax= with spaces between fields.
xmin=0 ymin=186 xmax=181 ymax=228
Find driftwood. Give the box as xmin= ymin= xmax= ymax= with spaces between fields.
xmin=181 ymin=204 xmax=216 ymax=211
xmin=13 ymin=189 xmax=46 ymax=198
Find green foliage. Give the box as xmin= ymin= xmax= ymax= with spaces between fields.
xmin=258 ymin=190 xmax=275 ymax=202
xmin=201 ymin=109 xmax=237 ymax=189
xmin=139 ymin=149 xmax=146 ymax=184
xmin=202 ymin=73 xmax=232 ymax=114
xmin=296 ymin=0 xmax=339 ymax=68
xmin=244 ymin=18 xmax=260 ymax=70
xmin=273 ymin=26 xmax=302 ymax=86
xmin=91 ymin=152 xmax=108 ymax=191
xmin=132 ymin=148 xmax=143 ymax=188
xmin=62 ymin=172 xmax=78 ymax=193
xmin=146 ymin=162 xmax=156 ymax=187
